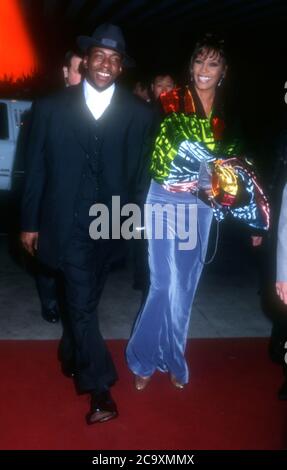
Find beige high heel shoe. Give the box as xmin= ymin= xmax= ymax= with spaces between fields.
xmin=170 ymin=374 xmax=185 ymax=389
xmin=134 ymin=375 xmax=151 ymax=391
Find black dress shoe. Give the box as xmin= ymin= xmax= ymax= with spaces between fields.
xmin=86 ymin=390 xmax=118 ymax=424
xmin=278 ymin=379 xmax=287 ymax=400
xmin=41 ymin=307 xmax=60 ymax=323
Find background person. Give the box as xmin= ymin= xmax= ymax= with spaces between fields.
xmin=62 ymin=50 xmax=83 ymax=87
xmin=34 ymin=50 xmax=83 ymax=324
xmin=150 ymin=72 xmax=176 ymax=101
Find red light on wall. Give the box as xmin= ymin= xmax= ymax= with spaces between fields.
xmin=0 ymin=0 xmax=38 ymax=81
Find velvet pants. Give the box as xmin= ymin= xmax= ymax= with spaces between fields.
xmin=126 ymin=181 xmax=213 ymax=383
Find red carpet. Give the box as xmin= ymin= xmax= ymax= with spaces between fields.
xmin=0 ymin=339 xmax=286 ymax=450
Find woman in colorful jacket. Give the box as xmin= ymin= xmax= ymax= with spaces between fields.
xmin=126 ymin=34 xmax=269 ymax=390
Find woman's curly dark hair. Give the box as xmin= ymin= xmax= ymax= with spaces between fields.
xmin=190 ymin=33 xmax=227 ymax=70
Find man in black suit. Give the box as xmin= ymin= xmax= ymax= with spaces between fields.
xmin=35 ymin=50 xmax=83 ymax=325
xmin=20 ymin=24 xmax=153 ymax=424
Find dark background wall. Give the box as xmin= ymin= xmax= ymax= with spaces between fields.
xmin=2 ymin=0 xmax=287 ymax=175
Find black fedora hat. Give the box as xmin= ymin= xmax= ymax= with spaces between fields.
xmin=77 ymin=23 xmax=135 ymax=67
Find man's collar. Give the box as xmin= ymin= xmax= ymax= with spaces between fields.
xmin=83 ymin=78 xmax=115 ymax=99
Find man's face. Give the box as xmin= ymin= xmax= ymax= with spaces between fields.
xmin=84 ymin=47 xmax=123 ymax=90
xmin=63 ymin=55 xmax=82 ymax=86
xmin=152 ymin=75 xmax=175 ymax=100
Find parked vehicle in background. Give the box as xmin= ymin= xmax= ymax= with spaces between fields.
xmin=0 ymin=99 xmax=32 ymax=191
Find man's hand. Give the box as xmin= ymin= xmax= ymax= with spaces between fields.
xmin=276 ymin=281 xmax=287 ymax=305
xmin=20 ymin=232 xmax=39 ymax=256
xmin=251 ymin=236 xmax=263 ymax=247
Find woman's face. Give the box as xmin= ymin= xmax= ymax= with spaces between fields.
xmin=191 ymin=48 xmax=226 ymax=93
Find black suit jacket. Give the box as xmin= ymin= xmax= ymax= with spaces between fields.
xmin=21 ymin=83 xmax=154 ymax=268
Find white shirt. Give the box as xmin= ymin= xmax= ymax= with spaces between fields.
xmin=83 ymin=79 xmax=115 ymax=120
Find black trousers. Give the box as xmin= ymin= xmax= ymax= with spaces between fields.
xmin=36 ymin=264 xmax=60 ymax=312
xmin=59 ymin=219 xmax=118 ymax=394
xmin=255 ymin=239 xmax=287 ymax=374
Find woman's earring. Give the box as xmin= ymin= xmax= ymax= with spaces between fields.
xmin=218 ymin=75 xmax=225 ymax=87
